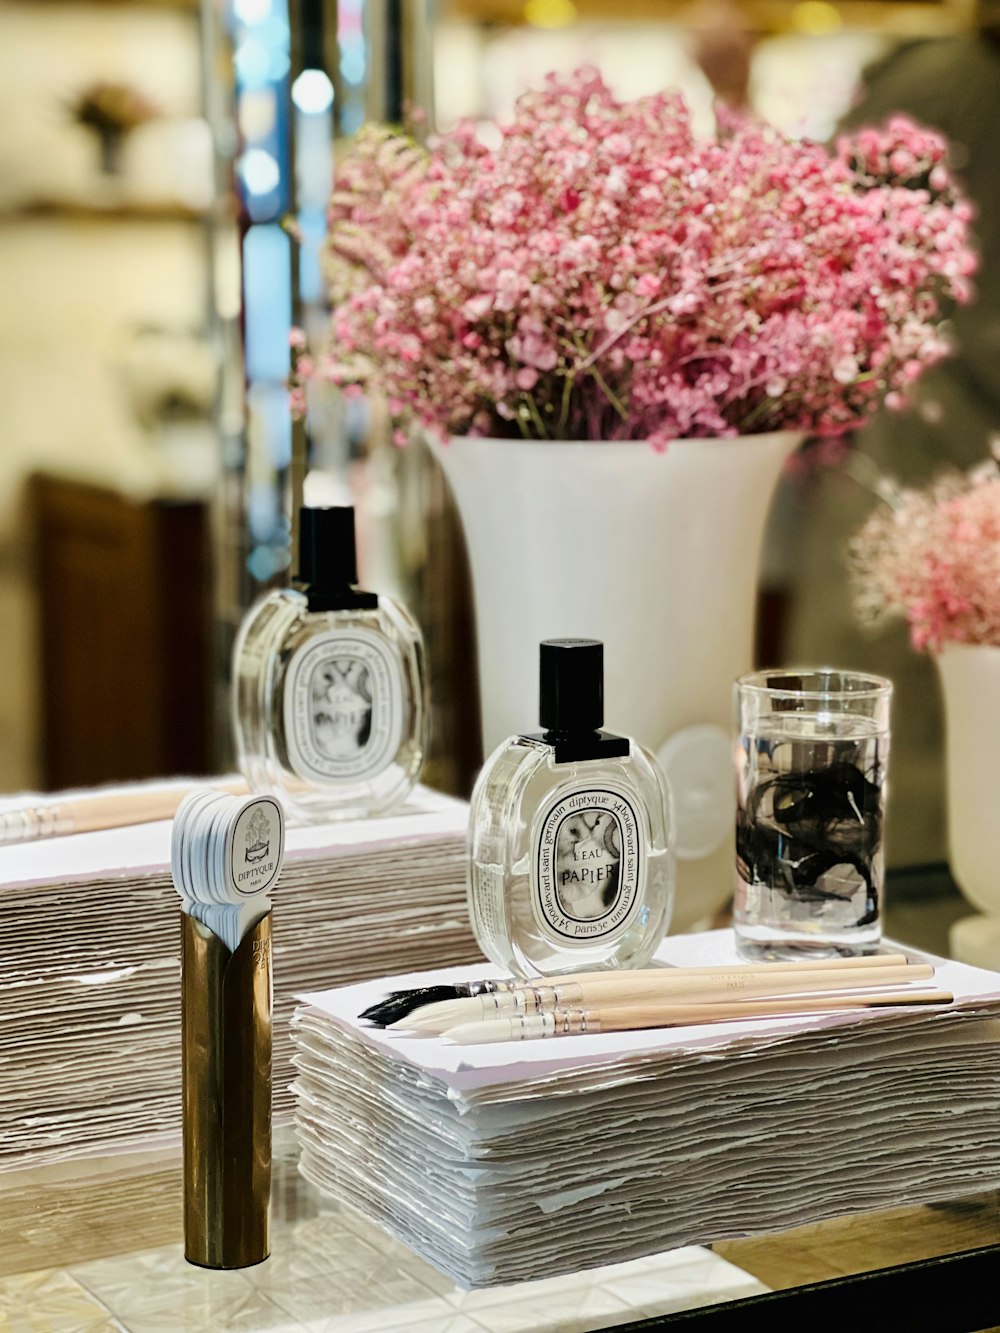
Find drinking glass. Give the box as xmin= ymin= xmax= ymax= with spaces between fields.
xmin=734 ymin=669 xmax=892 ymax=960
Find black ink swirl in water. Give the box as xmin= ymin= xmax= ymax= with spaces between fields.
xmin=736 ymin=761 xmax=884 ymax=926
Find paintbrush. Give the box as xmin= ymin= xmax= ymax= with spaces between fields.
xmin=444 ymin=988 xmax=955 ymax=1044
xmin=359 ymin=951 xmax=912 ymax=1026
xmin=0 ymin=777 xmax=249 ymax=845
xmin=393 ymin=961 xmax=934 ymax=1033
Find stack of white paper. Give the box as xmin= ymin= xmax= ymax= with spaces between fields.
xmin=292 ymin=931 xmax=1000 ymax=1288
xmin=0 ymin=786 xmax=478 ymax=1172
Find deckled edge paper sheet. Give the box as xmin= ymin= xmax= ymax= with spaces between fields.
xmin=0 ymin=782 xmax=468 ymax=889
xmin=299 ymin=930 xmax=1000 ymax=1094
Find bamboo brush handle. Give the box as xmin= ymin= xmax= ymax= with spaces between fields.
xmin=515 ymin=954 xmax=913 ymax=992
xmin=544 ymin=963 xmax=933 ymax=1009
xmin=594 ymin=988 xmax=953 ymax=1033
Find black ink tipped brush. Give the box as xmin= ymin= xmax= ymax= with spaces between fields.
xmin=357 ymin=952 xmax=911 ymax=1027
xmin=360 ymin=981 xmax=518 ymax=1027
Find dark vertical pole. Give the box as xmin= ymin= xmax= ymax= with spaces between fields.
xmin=288 ymin=0 xmax=309 ymax=566
xmin=385 ymin=0 xmax=404 ymax=124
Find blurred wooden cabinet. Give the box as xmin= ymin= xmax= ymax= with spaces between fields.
xmin=29 ymin=475 xmax=212 ymax=790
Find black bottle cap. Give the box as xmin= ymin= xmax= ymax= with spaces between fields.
xmin=297 ymin=506 xmax=357 ymax=587
xmin=539 ymin=639 xmax=604 ymax=734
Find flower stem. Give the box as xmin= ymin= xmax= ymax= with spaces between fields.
xmin=522 ymin=393 xmax=549 ymax=439
xmin=576 ymin=296 xmax=675 ymax=373
xmin=588 ymin=365 xmax=628 ymax=423
xmin=556 ymin=370 xmax=575 ymax=437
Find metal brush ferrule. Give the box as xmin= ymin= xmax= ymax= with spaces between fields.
xmin=513 ymin=983 xmax=584 ymax=1015
xmin=511 ymin=987 xmax=543 ymax=1016
xmin=554 ymin=1008 xmax=601 ymax=1035
xmin=514 ymin=985 xmax=548 ymax=1015
xmin=515 ymin=1013 xmax=556 ymax=1039
xmin=471 ymin=980 xmax=517 ymax=997
xmin=0 ymin=804 xmax=65 ymax=843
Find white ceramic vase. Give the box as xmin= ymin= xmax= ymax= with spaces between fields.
xmin=937 ymin=643 xmax=1000 ymax=969
xmin=430 ymin=432 xmax=802 ymax=931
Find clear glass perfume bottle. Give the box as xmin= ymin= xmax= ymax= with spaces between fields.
xmin=468 ymin=640 xmax=675 ymax=978
xmin=232 ymin=506 xmax=427 ymax=823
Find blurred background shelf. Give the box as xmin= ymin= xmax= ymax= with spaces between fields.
xmin=28 ymin=474 xmax=212 ymax=788
xmin=0 ymin=201 xmax=212 ymax=222
xmin=448 ymin=0 xmax=977 ymax=34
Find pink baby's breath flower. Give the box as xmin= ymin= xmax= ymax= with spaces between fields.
xmin=303 ymin=68 xmax=975 ymax=442
xmin=851 ymin=464 xmax=1000 ymax=651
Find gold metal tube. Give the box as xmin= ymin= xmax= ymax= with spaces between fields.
xmin=181 ymin=911 xmax=272 ymax=1269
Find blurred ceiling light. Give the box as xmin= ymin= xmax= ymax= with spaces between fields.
xmin=232 ymin=0 xmax=270 ymax=24
xmin=341 ymin=45 xmax=367 ymax=85
xmin=791 ymin=1 xmax=843 ymax=34
xmin=523 ymin=0 xmax=577 ymax=27
xmin=239 ymin=88 xmax=278 ymax=140
xmin=257 ymin=14 xmax=292 ymax=54
xmin=240 ymin=147 xmax=282 ymax=194
xmin=292 ymin=69 xmax=335 ymax=114
xmin=235 ymin=37 xmax=272 ymax=87
xmin=233 ymin=0 xmax=272 ymax=26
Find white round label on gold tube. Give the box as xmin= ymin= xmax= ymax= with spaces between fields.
xmin=531 ymin=787 xmax=643 ymax=944
xmin=283 ymin=629 xmax=404 ymax=782
xmin=227 ymin=797 xmax=284 ymax=900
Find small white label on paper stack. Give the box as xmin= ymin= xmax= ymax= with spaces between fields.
xmin=170 ymin=790 xmax=285 ymax=950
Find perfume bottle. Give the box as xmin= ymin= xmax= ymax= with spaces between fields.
xmin=232 ymin=506 xmax=427 ymax=823
xmin=468 ymin=639 xmax=675 ymax=978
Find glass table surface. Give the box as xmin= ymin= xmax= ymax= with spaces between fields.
xmin=1 ymin=1127 xmax=999 ymax=1333
xmin=3 ymin=868 xmax=999 ymax=1332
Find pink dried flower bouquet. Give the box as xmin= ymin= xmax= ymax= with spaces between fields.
xmin=301 ymin=66 xmax=975 ymax=447
xmin=851 ymin=462 xmax=1000 ymax=652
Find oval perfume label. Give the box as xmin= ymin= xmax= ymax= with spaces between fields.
xmin=228 ymin=796 xmax=284 ymax=899
xmin=282 ymin=629 xmax=404 ymax=783
xmin=532 ymin=787 xmax=644 ymax=944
